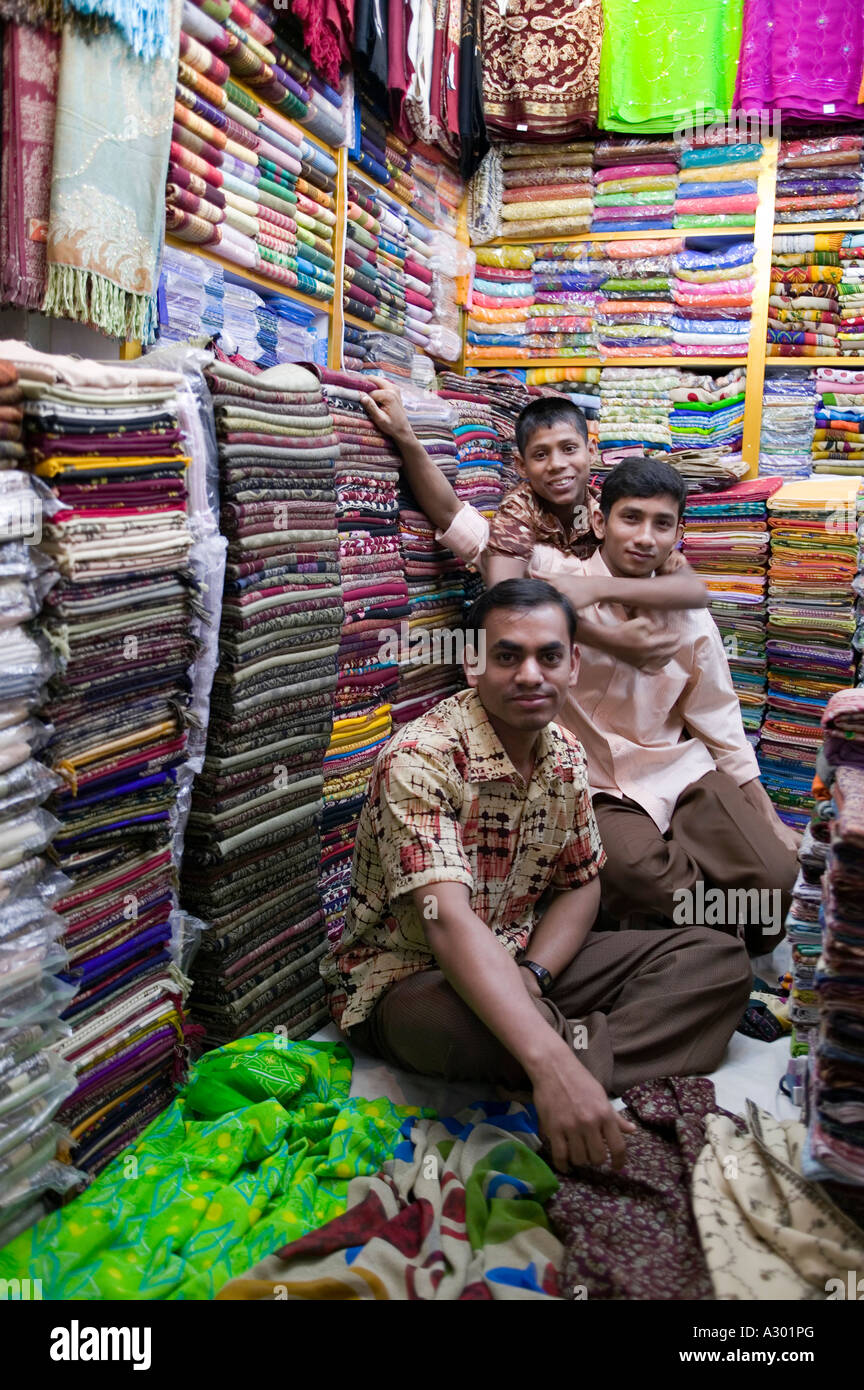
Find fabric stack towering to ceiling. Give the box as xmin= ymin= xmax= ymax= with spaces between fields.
xmin=437 ymin=373 xmax=506 ymax=521
xmin=167 ymin=1 xmax=338 ymax=299
xmin=761 ymin=478 xmax=862 ymax=831
xmin=392 ymin=392 xmax=466 ymax=729
xmin=759 ymin=369 xmax=816 ymax=479
xmin=316 ymin=367 xmax=406 ymax=948
xmin=683 ymin=477 xmax=782 ymax=746
xmin=4 ymin=343 xmax=196 ymax=1178
xmin=181 ymin=356 xmax=341 ymax=1046
xmin=805 ymin=689 xmax=864 ymax=1186
xmin=0 ymin=357 xmax=83 ymax=1245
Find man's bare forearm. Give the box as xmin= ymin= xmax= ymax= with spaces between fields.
xmin=551 ymin=569 xmax=709 ymax=613
xmin=394 ymin=430 xmax=462 ymax=531
xmin=523 ymin=878 xmax=600 ymax=979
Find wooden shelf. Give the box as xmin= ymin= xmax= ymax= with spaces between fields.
xmin=465 ymin=356 xmax=748 ymax=369
xmin=765 ymin=356 xmax=864 ymax=368
xmin=487 ymin=227 xmax=755 ymax=247
xmin=773 ymin=221 xmax=864 ymax=236
xmin=165 ymin=237 xmax=334 ymax=315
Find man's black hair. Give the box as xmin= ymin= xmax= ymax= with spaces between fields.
xmin=599 ymin=457 xmax=688 ymax=520
xmin=514 ymin=397 xmax=588 ymax=456
xmin=466 ymin=578 xmax=577 ymax=645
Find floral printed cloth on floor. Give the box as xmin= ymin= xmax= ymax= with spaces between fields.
xmin=0 ymin=1036 xmax=427 ymax=1300
xmin=217 ymin=1102 xmax=563 ymax=1300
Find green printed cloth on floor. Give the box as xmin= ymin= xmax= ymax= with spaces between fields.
xmin=0 ymin=1036 xmax=429 ymax=1300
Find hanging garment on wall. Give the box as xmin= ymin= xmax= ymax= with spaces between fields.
xmin=735 ymin=0 xmax=864 ymax=123
xmin=480 ymin=0 xmax=603 ymax=140
xmin=598 ymin=0 xmax=744 ymax=134
xmin=0 ymin=23 xmax=60 ymax=311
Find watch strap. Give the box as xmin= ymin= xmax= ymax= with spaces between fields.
xmin=520 ymin=959 xmax=553 ymax=996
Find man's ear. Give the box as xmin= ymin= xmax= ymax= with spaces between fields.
xmin=676 ymin=518 xmax=685 ymax=542
xmin=514 ymin=450 xmax=527 ymax=478
xmin=593 ymin=507 xmax=607 ymax=541
xmin=463 ymin=647 xmax=481 ymax=688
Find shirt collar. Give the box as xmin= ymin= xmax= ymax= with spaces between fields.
xmin=460 ymin=688 xmax=562 ymax=795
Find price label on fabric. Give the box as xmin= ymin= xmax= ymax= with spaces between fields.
xmin=823 ymin=103 xmax=836 ymax=113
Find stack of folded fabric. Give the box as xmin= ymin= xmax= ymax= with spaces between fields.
xmin=157 ymin=244 xmax=225 ymax=345
xmin=667 ymin=368 xmax=748 ymax=490
xmin=0 ymin=359 xmax=84 ymax=1243
xmin=591 ymin=238 xmax=675 ymax=358
xmin=775 ymin=134 xmax=864 ymax=224
xmin=218 ymin=281 xmax=316 ymax=367
xmin=784 ymin=819 xmax=828 ymax=1065
xmin=592 ymin=137 xmax=681 ymax=232
xmin=181 ymin=355 xmax=342 ymax=1047
xmin=401 ymin=218 xmax=440 ymax=355
xmin=682 ymin=476 xmax=782 ymax=742
xmin=263 ymin=6 xmax=347 ymax=146
xmin=813 ymin=366 xmax=864 ymax=475
xmin=806 ymin=689 xmax=864 ymax=1186
xmin=530 ymin=242 xmax=608 ymax=358
xmin=343 ymin=176 xmax=437 ymax=341
xmin=760 ymin=478 xmax=862 ymax=830
xmin=437 ymin=374 xmax=507 ymax=519
xmin=836 ymin=234 xmax=864 ymax=357
xmin=595 ymin=367 xmax=676 ymax=479
xmin=674 ymin=143 xmax=762 ymax=230
xmin=499 ymin=142 xmax=595 ymax=240
xmin=409 ymin=149 xmax=440 ymax=222
xmin=7 ymin=346 xmax=195 ymax=1178
xmin=670 ymin=239 xmax=755 ymax=359
xmin=317 ymin=368 xmax=407 ymax=948
xmin=353 ymin=91 xmax=415 ymax=204
xmin=342 ymin=329 xmax=414 ymax=385
xmin=768 ymin=235 xmax=843 ymax=359
xmin=467 ymin=257 xmax=535 ymax=356
xmin=168 ymin=4 xmax=338 ymax=299
xmin=392 ymin=395 xmax=467 ymax=728
xmin=526 ymin=368 xmax=602 ymax=436
xmin=759 ymin=370 xmax=816 ymax=479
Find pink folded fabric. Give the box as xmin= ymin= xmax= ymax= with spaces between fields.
xmin=594 ymin=163 xmax=678 ymax=181
xmin=675 ymin=195 xmax=759 ymax=215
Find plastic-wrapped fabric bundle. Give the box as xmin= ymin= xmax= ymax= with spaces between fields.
xmin=674 ymin=144 xmax=763 ymax=229
xmin=592 ymin=146 xmax=679 ymax=233
xmin=671 ymin=239 xmax=755 ymax=356
xmin=759 ymin=369 xmax=816 ymax=478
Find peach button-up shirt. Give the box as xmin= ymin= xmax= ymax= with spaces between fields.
xmin=438 ymin=503 xmax=760 ymax=833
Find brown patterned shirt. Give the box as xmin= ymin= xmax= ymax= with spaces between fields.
xmin=321 ymin=687 xmax=605 ymax=1029
xmin=486 ymin=479 xmax=602 ymax=562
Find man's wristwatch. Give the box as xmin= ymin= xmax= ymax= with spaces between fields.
xmin=520 ymin=959 xmax=553 ymax=996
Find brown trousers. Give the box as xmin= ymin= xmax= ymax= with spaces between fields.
xmin=593 ymin=770 xmax=797 ymax=953
xmin=349 ymin=927 xmax=752 ymax=1095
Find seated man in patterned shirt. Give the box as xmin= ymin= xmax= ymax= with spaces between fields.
xmin=321 ymin=579 xmax=751 ymax=1172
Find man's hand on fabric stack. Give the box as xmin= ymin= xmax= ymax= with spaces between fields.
xmin=360 ymin=377 xmax=415 ymax=449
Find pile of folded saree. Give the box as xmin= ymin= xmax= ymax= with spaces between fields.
xmin=6 ymin=344 xmax=196 ymax=1178
xmin=500 ymin=142 xmax=595 ymax=240
xmin=0 ymin=357 xmax=84 ymax=1242
xmin=775 ymin=134 xmax=864 ymax=225
xmin=437 ymin=373 xmax=506 ymax=518
xmin=353 ymin=89 xmax=415 ymax=204
xmin=759 ymin=369 xmax=816 ymax=479
xmin=836 ymin=234 xmax=864 ymax=358
xmin=666 ymin=367 xmax=747 ymax=489
xmin=591 ymin=236 xmax=679 ymax=358
xmin=805 ymin=689 xmax=864 ymax=1186
xmin=317 ymin=367 xmax=407 ymax=947
xmin=761 ymin=478 xmax=862 ymax=830
xmin=592 ymin=137 xmax=680 ymax=232
xmin=784 ymin=820 xmax=828 ymax=1061
xmin=682 ymin=475 xmax=782 ymax=741
xmin=391 ymin=394 xmax=466 ymax=728
xmin=670 ymin=238 xmax=755 ymax=358
xmin=181 ymin=355 xmax=342 ymax=1046
xmin=768 ymin=233 xmax=843 ymax=359
xmin=595 ymin=366 xmax=675 ymax=479
xmin=674 ymin=142 xmax=761 ymax=230
xmin=167 ymin=2 xmax=338 ymax=299
xmin=813 ymin=366 xmax=864 ymax=474
xmin=466 ymin=245 xmax=536 ymax=359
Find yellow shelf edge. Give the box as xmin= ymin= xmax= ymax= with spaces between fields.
xmin=773 ymin=222 xmax=864 ymax=236
xmin=765 ymin=356 xmax=864 ymax=368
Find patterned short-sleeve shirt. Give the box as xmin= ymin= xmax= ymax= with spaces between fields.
xmin=321 ymin=687 xmax=606 ymax=1030
xmin=486 ymin=480 xmax=602 ymax=562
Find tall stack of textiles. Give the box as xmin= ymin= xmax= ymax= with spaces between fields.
xmin=775 ymin=135 xmax=864 ymax=225
xmin=805 ymin=689 xmax=864 ymax=1186
xmin=437 ymin=374 xmax=506 ymax=520
xmin=682 ymin=476 xmax=782 ymax=745
xmin=759 ymin=370 xmax=816 ymax=480
xmin=595 ymin=367 xmax=675 ymax=481
xmin=670 ymin=239 xmax=755 ymax=359
xmin=499 ymin=142 xmax=595 ymax=240
xmin=526 ymin=368 xmax=602 ymax=439
xmin=317 ymin=368 xmax=406 ymax=947
xmin=836 ymin=236 xmax=864 ymax=359
xmin=342 ymin=329 xmax=414 ymax=384
xmin=391 ymin=394 xmax=466 ymax=729
xmin=157 ymin=245 xmax=225 ymax=346
xmin=181 ymin=356 xmax=341 ymax=1047
xmin=344 ymin=176 xmax=409 ymax=335
xmin=401 ymin=218 xmax=438 ymax=355
xmin=8 ymin=344 xmax=195 ymax=1177
xmin=785 ymin=821 xmax=828 ymax=1067
xmin=760 ymin=478 xmax=862 ymax=831
xmin=218 ymin=282 xmax=316 ymax=368
xmin=591 ymin=137 xmax=680 ymax=232
xmin=258 ymin=2 xmax=348 ymax=146
xmin=352 ymin=91 xmax=415 ymax=203
xmin=168 ymin=4 xmax=338 ymax=299
xmin=467 ymin=256 xmax=535 ymax=358
xmin=674 ymin=143 xmax=762 ymax=231
xmin=813 ymin=367 xmax=864 ymax=476
xmin=591 ymin=236 xmax=679 ymax=359
xmin=668 ymin=368 xmax=747 ymax=491
xmin=0 ymin=358 xmax=82 ymax=1244
xmin=768 ymin=235 xmax=843 ymax=360
xmin=410 ymin=149 xmax=439 ymax=222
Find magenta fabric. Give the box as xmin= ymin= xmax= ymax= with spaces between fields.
xmin=735 ymin=0 xmax=864 ymax=121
